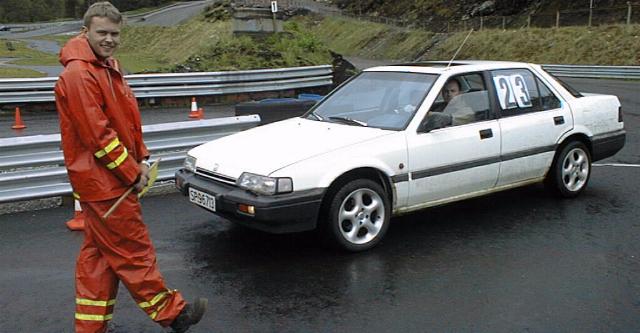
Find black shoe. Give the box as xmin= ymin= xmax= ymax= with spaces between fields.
xmin=170 ymin=298 xmax=208 ymax=333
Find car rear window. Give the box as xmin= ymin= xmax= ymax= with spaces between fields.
xmin=544 ymin=71 xmax=584 ymax=98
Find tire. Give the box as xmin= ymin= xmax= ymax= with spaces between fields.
xmin=323 ymin=179 xmax=391 ymax=252
xmin=546 ymin=141 xmax=592 ymax=198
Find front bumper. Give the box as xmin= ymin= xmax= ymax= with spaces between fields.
xmin=175 ymin=169 xmax=325 ymax=233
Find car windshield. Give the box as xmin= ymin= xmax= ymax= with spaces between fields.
xmin=307 ymin=71 xmax=438 ymax=130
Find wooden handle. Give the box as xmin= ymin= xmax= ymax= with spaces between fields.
xmin=101 ymin=159 xmax=161 ymax=220
xmin=102 ymin=186 xmax=134 ymax=220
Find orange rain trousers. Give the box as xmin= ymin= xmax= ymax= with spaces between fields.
xmin=75 ymin=193 xmax=185 ymax=333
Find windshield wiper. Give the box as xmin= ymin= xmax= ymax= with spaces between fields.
xmin=328 ymin=116 xmax=367 ymax=127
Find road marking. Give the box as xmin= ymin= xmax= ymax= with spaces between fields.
xmin=593 ymin=163 xmax=640 ymax=168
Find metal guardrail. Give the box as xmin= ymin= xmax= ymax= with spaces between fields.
xmin=543 ymin=64 xmax=640 ymax=80
xmin=0 ymin=115 xmax=261 ymax=203
xmin=0 ymin=65 xmax=334 ymax=104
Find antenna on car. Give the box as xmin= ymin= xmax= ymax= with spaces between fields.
xmin=447 ymin=29 xmax=474 ymax=69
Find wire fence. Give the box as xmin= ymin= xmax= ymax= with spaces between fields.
xmin=341 ymin=4 xmax=640 ymax=33
xmin=233 ymin=1 xmax=640 ymax=32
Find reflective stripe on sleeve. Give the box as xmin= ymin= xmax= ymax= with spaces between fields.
xmin=138 ymin=291 xmax=168 ymax=309
xmin=75 ymin=313 xmax=113 ymax=321
xmin=94 ymin=138 xmax=121 ymax=158
xmin=76 ymin=298 xmax=116 ymax=307
xmin=73 ymin=192 xmax=80 ymax=200
xmin=106 ymin=148 xmax=128 ymax=170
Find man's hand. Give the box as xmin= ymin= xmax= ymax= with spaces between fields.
xmin=134 ymin=162 xmax=150 ymax=192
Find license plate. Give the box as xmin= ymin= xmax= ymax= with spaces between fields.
xmin=189 ymin=187 xmax=216 ymax=212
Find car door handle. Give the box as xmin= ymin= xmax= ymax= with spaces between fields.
xmin=554 ymin=116 xmax=565 ymax=125
xmin=479 ymin=129 xmax=493 ymax=139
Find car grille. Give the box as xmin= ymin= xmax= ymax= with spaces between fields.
xmin=195 ymin=167 xmax=237 ymax=186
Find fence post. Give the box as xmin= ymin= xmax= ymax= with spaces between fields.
xmin=588 ymin=0 xmax=593 ymax=27
xmin=502 ymin=16 xmax=506 ymax=30
xmin=555 ymin=10 xmax=560 ymax=28
xmin=527 ymin=15 xmax=531 ymax=28
xmin=628 ymin=2 xmax=632 ymax=25
xmin=480 ymin=16 xmax=484 ymax=31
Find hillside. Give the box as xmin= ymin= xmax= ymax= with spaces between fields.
xmin=303 ymin=15 xmax=640 ymax=65
xmin=0 ymin=0 xmax=174 ymax=23
xmin=333 ymin=0 xmax=640 ymax=23
xmin=117 ymin=19 xmax=331 ymax=73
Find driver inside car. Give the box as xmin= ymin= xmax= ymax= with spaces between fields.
xmin=431 ymin=78 xmax=475 ymax=126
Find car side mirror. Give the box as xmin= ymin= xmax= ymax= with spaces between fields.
xmin=420 ymin=112 xmax=452 ymax=133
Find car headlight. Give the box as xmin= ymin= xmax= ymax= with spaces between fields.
xmin=237 ymin=172 xmax=293 ymax=195
xmin=184 ymin=155 xmax=196 ymax=173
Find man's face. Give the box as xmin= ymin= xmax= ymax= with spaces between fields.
xmin=82 ymin=16 xmax=121 ymax=60
xmin=442 ymin=81 xmax=461 ymax=103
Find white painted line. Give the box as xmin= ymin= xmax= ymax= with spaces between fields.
xmin=593 ymin=163 xmax=640 ymax=168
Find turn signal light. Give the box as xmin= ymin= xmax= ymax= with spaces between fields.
xmin=238 ymin=204 xmax=255 ymax=215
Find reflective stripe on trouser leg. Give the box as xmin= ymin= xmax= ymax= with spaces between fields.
xmin=81 ymin=194 xmax=186 ymax=327
xmin=75 ymin=213 xmax=119 ymax=333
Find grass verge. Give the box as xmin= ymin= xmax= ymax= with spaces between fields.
xmin=0 ymin=39 xmax=59 ymax=65
xmin=309 ymin=16 xmax=640 ymax=65
xmin=0 ymin=67 xmax=45 ymax=78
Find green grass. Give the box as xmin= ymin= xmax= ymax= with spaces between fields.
xmin=117 ymin=17 xmax=331 ymax=73
xmin=123 ymin=2 xmax=179 ymax=16
xmin=0 ymin=67 xmax=46 ymax=78
xmin=37 ymin=34 xmax=73 ymax=47
xmin=425 ymin=25 xmax=640 ymax=65
xmin=309 ymin=16 xmax=640 ymax=65
xmin=0 ymin=39 xmax=59 ymax=65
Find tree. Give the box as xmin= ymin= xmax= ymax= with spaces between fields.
xmin=65 ymin=0 xmax=78 ymax=18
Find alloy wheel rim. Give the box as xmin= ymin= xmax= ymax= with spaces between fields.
xmin=561 ymin=148 xmax=589 ymax=192
xmin=338 ymin=188 xmax=385 ymax=245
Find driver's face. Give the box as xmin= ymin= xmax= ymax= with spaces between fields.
xmin=442 ymin=81 xmax=461 ymax=103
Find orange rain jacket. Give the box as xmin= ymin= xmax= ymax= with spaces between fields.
xmin=55 ymin=36 xmax=148 ymax=202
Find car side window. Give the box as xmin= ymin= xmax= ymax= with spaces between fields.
xmin=422 ymin=73 xmax=491 ymax=131
xmin=491 ymin=69 xmax=556 ymax=117
xmin=536 ymin=78 xmax=562 ymax=110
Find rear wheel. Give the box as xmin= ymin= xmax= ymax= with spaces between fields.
xmin=324 ymin=179 xmax=390 ymax=252
xmin=546 ymin=141 xmax=591 ymax=198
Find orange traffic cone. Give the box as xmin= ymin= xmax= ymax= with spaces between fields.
xmin=11 ymin=107 xmax=26 ymax=130
xmin=65 ymin=200 xmax=85 ymax=231
xmin=189 ymin=97 xmax=200 ymax=119
xmin=197 ymin=107 xmax=204 ymax=119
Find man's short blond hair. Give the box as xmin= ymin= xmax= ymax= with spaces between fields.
xmin=83 ymin=2 xmax=122 ymax=28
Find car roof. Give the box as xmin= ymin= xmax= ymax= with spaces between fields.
xmin=363 ymin=60 xmax=537 ymax=75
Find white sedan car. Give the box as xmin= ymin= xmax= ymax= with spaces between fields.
xmin=175 ymin=61 xmax=625 ymax=251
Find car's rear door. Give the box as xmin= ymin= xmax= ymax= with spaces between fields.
xmin=490 ymin=68 xmax=572 ymax=186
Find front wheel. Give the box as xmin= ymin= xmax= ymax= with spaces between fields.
xmin=546 ymin=141 xmax=592 ymax=198
xmin=324 ymin=179 xmax=391 ymax=252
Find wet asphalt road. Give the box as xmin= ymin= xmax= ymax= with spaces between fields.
xmin=0 ymin=79 xmax=639 ymax=332
xmin=0 ymin=166 xmax=638 ymax=332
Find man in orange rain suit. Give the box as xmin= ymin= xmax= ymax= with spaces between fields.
xmin=54 ymin=2 xmax=207 ymax=332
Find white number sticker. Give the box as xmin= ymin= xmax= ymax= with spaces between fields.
xmin=509 ymin=74 xmax=532 ymax=108
xmin=493 ymin=74 xmax=532 ymax=109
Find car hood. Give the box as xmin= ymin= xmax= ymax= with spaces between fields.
xmin=189 ymin=117 xmax=394 ymax=179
